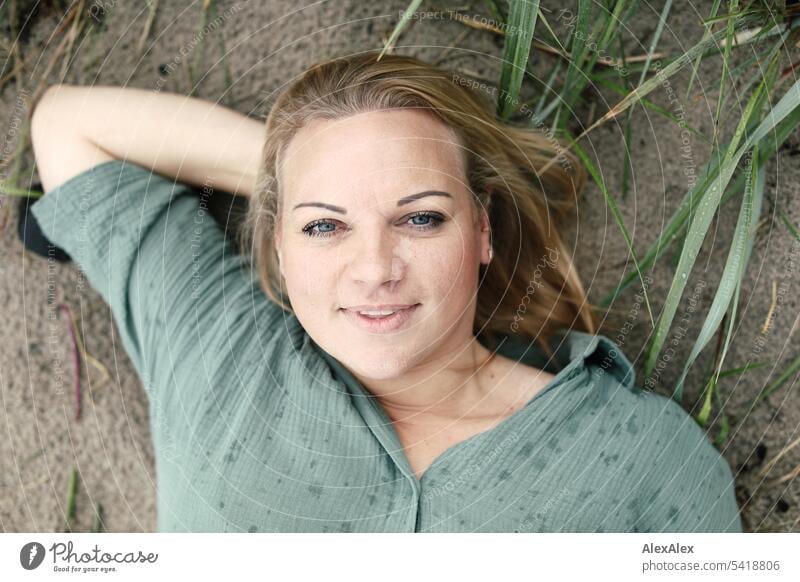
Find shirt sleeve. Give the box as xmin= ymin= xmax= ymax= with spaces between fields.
xmin=30 ymin=159 xmax=276 ymax=400
xmin=636 ymin=394 xmax=743 ymax=533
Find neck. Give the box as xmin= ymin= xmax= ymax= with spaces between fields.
xmin=353 ymin=337 xmax=500 ymax=425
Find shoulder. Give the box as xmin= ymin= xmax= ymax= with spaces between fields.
xmin=588 ymin=388 xmax=741 ymax=531
xmin=590 ymin=372 xmax=715 ymax=455
xmin=577 ymin=351 xmax=727 ymax=478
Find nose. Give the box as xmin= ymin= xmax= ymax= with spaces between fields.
xmin=347 ymin=225 xmax=406 ymax=289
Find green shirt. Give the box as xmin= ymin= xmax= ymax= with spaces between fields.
xmin=32 ymin=159 xmax=743 ymax=533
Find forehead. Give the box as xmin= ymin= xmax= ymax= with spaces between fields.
xmin=280 ymin=109 xmax=467 ymax=204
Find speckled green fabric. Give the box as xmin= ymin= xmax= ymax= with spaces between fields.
xmin=32 ymin=159 xmax=743 ymax=533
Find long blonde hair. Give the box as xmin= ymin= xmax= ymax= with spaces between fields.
xmin=239 ymin=51 xmax=598 ymax=355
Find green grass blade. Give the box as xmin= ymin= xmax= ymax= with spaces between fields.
xmin=532 ymin=59 xmax=564 ymax=117
xmin=592 ymin=17 xmax=791 ymax=82
xmin=556 ymin=0 xmax=592 ymax=122
xmin=718 ymin=360 xmax=769 ymax=378
xmin=63 ymin=467 xmax=79 ymax=533
xmin=557 ymin=0 xmax=634 ymax=131
xmin=644 ymin=73 xmax=800 ymax=377
xmin=497 ymin=0 xmax=540 ymax=119
xmin=620 ymin=108 xmax=634 ymax=201
xmin=712 ymin=37 xmax=785 ymax=114
xmin=571 ymin=139 xmax=654 ymax=325
xmin=601 ymin=93 xmax=800 ymax=308
xmin=0 ymin=182 xmax=43 ymax=198
xmin=696 ymin=375 xmax=716 ymax=426
xmin=754 ymin=353 xmax=800 ymax=404
xmin=777 ymin=206 xmax=800 ymax=241
xmin=685 ymin=0 xmax=723 ymax=100
xmin=622 ymin=0 xmax=672 ymax=200
xmin=713 ymin=412 xmax=730 ymax=446
xmin=712 ymin=0 xmax=739 ymax=140
xmin=610 ymin=53 xmax=777 ymax=311
xmin=483 ymin=0 xmax=506 ymax=24
xmin=601 ymin=139 xmax=734 ymax=308
xmin=581 ymin=19 xmax=750 ymax=138
xmin=535 ymin=5 xmax=566 ymax=53
xmin=91 ymin=503 xmax=105 ymax=533
xmin=673 ymin=143 xmax=764 ymax=401
xmin=378 ymin=0 xmax=424 ymax=61
xmin=633 ymin=0 xmax=672 ymax=90
xmin=618 ymin=27 xmax=635 ymax=201
xmin=591 ymin=76 xmax=711 ymax=142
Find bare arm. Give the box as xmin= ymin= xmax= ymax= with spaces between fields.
xmin=31 ymin=84 xmax=263 ymax=196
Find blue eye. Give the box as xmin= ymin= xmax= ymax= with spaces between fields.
xmin=408 ymin=212 xmax=444 ymax=230
xmin=301 ymin=212 xmax=445 ymax=239
xmin=302 ymin=220 xmax=338 ymax=238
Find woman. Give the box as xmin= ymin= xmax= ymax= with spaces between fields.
xmin=29 ymin=51 xmax=742 ymax=533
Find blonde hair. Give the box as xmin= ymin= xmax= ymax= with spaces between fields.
xmin=239 ymin=51 xmax=598 ymax=356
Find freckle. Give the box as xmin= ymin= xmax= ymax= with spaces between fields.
xmin=248 ymin=525 xmax=258 ymax=533
xmin=218 ymin=501 xmax=225 ymax=509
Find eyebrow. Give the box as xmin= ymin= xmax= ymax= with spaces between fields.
xmin=292 ymin=190 xmax=453 ymax=214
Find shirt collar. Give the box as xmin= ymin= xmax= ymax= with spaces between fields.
xmin=488 ymin=328 xmax=636 ymax=391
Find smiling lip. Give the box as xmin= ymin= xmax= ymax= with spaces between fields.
xmin=340 ymin=303 xmax=420 ymax=333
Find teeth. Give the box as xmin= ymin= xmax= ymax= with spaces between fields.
xmin=358 ymin=309 xmax=397 ymax=317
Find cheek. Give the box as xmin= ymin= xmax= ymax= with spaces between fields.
xmin=280 ymin=247 xmax=333 ymax=304
xmin=415 ymin=234 xmax=479 ymax=299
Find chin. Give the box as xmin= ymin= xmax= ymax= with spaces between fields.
xmin=339 ymin=351 xmax=411 ymax=380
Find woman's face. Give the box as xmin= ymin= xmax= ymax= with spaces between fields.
xmin=275 ymin=109 xmax=492 ymax=380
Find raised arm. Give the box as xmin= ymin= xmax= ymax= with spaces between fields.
xmin=31 ymin=84 xmax=263 ymax=196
